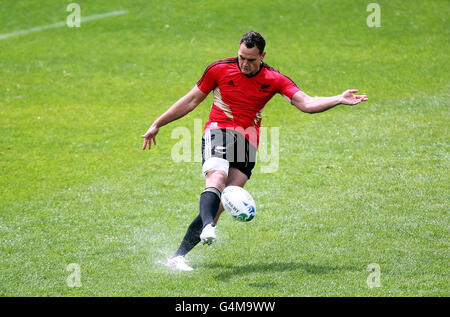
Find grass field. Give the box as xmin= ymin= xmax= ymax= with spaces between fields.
xmin=0 ymin=0 xmax=449 ymax=297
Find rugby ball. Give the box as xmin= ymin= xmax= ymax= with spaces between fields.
xmin=221 ymin=186 xmax=256 ymax=222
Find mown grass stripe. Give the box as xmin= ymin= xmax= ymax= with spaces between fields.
xmin=0 ymin=10 xmax=128 ymax=40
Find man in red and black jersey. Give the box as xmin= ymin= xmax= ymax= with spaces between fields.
xmin=142 ymin=31 xmax=367 ymax=271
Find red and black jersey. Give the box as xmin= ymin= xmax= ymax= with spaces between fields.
xmin=196 ymin=57 xmax=301 ymax=148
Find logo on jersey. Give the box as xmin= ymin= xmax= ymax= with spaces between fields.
xmin=260 ymin=84 xmax=271 ymax=90
xmin=228 ymin=80 xmax=235 ymax=86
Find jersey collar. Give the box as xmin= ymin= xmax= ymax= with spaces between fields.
xmin=236 ymin=57 xmax=264 ymax=78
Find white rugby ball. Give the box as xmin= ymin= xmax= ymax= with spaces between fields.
xmin=221 ymin=186 xmax=256 ymax=222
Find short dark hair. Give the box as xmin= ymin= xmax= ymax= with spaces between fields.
xmin=240 ymin=31 xmax=266 ymax=55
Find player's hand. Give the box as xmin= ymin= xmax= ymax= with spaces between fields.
xmin=141 ymin=125 xmax=159 ymax=150
xmin=340 ymin=89 xmax=368 ymax=105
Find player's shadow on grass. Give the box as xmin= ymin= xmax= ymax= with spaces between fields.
xmin=202 ymin=262 xmax=358 ymax=282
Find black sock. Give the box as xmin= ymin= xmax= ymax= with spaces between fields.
xmin=174 ymin=215 xmax=202 ymax=257
xmin=199 ymin=190 xmax=221 ymax=229
xmin=173 ymin=188 xmax=221 ymax=257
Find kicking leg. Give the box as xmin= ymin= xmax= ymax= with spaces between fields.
xmin=199 ymin=170 xmax=227 ymax=228
xmin=198 ymin=169 xmax=227 ymax=245
xmin=170 ymin=169 xmax=227 ymax=262
xmin=168 ymin=168 xmax=248 ymax=270
xmin=213 ymin=167 xmax=249 ymax=224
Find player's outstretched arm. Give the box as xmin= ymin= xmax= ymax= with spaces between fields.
xmin=291 ymin=89 xmax=368 ymax=114
xmin=141 ymin=86 xmax=207 ymax=150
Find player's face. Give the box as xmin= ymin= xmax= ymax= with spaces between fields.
xmin=238 ymin=43 xmax=265 ymax=76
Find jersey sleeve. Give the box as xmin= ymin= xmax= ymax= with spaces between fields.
xmin=196 ymin=62 xmax=219 ymax=94
xmin=278 ymin=74 xmax=301 ymax=100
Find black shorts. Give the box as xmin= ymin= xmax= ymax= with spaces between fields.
xmin=202 ymin=129 xmax=257 ymax=179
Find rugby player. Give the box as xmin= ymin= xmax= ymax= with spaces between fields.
xmin=141 ymin=31 xmax=368 ymax=271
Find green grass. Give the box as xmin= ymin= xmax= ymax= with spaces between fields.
xmin=0 ymin=0 xmax=449 ymax=296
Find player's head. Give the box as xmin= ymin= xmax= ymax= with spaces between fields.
xmin=238 ymin=31 xmax=266 ymax=76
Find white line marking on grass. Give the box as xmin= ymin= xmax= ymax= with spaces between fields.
xmin=0 ymin=10 xmax=128 ymax=40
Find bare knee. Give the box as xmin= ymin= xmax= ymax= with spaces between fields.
xmin=205 ymin=170 xmax=227 ymax=192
